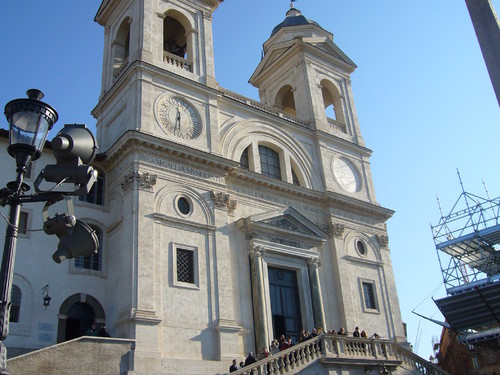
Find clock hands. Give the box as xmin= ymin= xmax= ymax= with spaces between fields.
xmin=175 ymin=105 xmax=182 ymax=135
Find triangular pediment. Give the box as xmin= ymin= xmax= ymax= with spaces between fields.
xmin=236 ymin=207 xmax=327 ymax=250
xmin=250 ymin=38 xmax=356 ymax=86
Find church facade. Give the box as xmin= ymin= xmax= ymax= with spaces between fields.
xmin=3 ymin=1 xmax=411 ymax=374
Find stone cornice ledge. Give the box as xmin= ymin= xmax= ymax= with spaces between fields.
xmin=325 ymin=191 xmax=394 ymax=222
xmin=216 ymin=319 xmax=244 ymax=333
xmin=101 ymin=130 xmax=239 ymax=173
xmin=343 ymin=255 xmax=383 ymax=268
xmin=153 ymin=212 xmax=217 ymax=232
xmin=115 ymin=308 xmax=162 ymax=327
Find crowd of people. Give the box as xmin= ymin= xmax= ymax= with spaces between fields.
xmin=228 ymin=326 xmax=382 ymax=373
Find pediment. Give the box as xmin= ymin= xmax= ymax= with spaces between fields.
xmin=236 ymin=207 xmax=327 ymax=250
xmin=250 ymin=38 xmax=356 ymax=85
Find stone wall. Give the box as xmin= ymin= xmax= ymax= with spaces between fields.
xmin=7 ymin=337 xmax=135 ymax=375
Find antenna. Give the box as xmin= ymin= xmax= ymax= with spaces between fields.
xmin=436 ymin=195 xmax=444 ymax=216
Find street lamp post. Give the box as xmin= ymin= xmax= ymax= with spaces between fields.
xmin=0 ymin=90 xmax=99 ymax=374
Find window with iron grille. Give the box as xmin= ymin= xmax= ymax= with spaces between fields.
xmin=362 ymin=282 xmax=377 ymax=310
xmin=177 ymin=248 xmax=195 ymax=284
xmin=10 ymin=285 xmax=21 ymax=323
xmin=75 ymin=227 xmax=103 ymax=271
xmin=259 ymin=145 xmax=281 ymax=180
xmin=79 ymin=172 xmax=105 ymax=206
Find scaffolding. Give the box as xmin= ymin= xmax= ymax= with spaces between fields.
xmin=431 ymin=175 xmax=500 ymax=343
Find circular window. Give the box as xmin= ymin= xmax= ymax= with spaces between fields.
xmin=332 ymin=158 xmax=361 ymax=193
xmin=356 ymin=240 xmax=367 ymax=256
xmin=177 ymin=197 xmax=191 ymax=215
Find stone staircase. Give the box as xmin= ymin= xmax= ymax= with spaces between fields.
xmin=6 ymin=336 xmax=135 ymax=375
xmin=228 ymin=334 xmax=448 ymax=375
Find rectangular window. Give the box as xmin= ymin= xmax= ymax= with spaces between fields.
xmin=18 ymin=212 xmax=29 ymax=235
xmin=259 ymin=145 xmax=281 ymax=180
xmin=177 ymin=248 xmax=194 ymax=284
xmin=173 ymin=243 xmax=199 ymax=289
xmin=362 ymin=281 xmax=377 ymax=310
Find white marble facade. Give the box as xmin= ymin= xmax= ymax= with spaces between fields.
xmin=2 ymin=1 xmax=407 ymax=374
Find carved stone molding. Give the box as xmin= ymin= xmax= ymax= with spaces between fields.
xmin=203 ymin=11 xmax=213 ymax=21
xmin=333 ymin=223 xmax=345 ymax=239
xmin=121 ymin=171 xmax=158 ymax=193
xmin=211 ymin=190 xmax=237 ymax=213
xmin=248 ymin=245 xmax=265 ymax=258
xmin=376 ymin=234 xmax=389 ymax=247
xmin=307 ymin=257 xmax=321 ymax=268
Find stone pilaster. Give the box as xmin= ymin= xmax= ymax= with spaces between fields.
xmin=211 ymin=190 xmax=240 ymax=359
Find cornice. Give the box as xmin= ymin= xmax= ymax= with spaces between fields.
xmin=92 ymin=60 xmax=222 ymax=117
xmin=325 ymin=191 xmax=394 ymax=222
xmin=97 ymin=131 xmax=392 ymax=224
xmin=100 ymin=130 xmax=238 ymax=172
xmin=315 ymin=130 xmax=373 ymax=157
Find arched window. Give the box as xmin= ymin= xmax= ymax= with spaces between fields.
xmin=275 ymin=85 xmax=296 ymax=116
xmin=113 ymin=18 xmax=131 ymax=79
xmin=10 ymin=285 xmax=21 ymax=323
xmin=259 ymin=146 xmax=281 ymax=180
xmin=163 ymin=16 xmax=187 ymax=58
xmin=240 ymin=147 xmax=250 ymax=169
xmin=321 ymin=79 xmax=345 ymax=128
xmin=75 ymin=226 xmax=103 ymax=271
xmin=79 ymin=171 xmax=105 ymax=206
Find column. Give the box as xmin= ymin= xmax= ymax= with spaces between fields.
xmin=308 ymin=257 xmax=326 ymax=331
xmin=249 ymin=246 xmax=268 ymax=353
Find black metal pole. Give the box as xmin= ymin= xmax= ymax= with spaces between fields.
xmin=0 ymin=198 xmax=21 ymax=375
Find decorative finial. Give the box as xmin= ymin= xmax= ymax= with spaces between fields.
xmin=290 ymin=0 xmax=296 ymax=9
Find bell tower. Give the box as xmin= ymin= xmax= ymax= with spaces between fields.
xmin=250 ymin=4 xmax=365 ymax=147
xmin=93 ymin=0 xmax=222 ymax=150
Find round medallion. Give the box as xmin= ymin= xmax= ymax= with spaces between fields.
xmin=333 ymin=158 xmax=360 ymax=193
xmin=156 ymin=97 xmax=201 ymax=139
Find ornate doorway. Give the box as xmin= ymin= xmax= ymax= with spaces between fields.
xmin=268 ymin=267 xmax=302 ymax=342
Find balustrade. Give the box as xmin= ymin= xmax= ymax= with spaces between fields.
xmin=227 ymin=334 xmax=448 ymax=375
xmin=327 ymin=117 xmax=347 ymax=134
xmin=163 ymin=51 xmax=192 ymax=72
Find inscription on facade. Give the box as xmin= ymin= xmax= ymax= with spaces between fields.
xmin=139 ymin=154 xmax=225 ymax=183
xmin=229 ymin=185 xmax=322 ymax=215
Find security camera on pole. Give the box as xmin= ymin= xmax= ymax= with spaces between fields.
xmin=0 ymin=90 xmax=99 ymax=374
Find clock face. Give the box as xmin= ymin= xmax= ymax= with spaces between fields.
xmin=333 ymin=158 xmax=360 ymax=193
xmin=157 ymin=97 xmax=201 ymax=139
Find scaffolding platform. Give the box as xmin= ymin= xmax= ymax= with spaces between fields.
xmin=431 ymin=182 xmax=500 ymax=343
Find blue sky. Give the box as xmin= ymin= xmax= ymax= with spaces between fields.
xmin=1 ymin=0 xmax=500 ymax=361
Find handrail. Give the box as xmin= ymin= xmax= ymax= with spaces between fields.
xmin=226 ymin=334 xmax=449 ymax=375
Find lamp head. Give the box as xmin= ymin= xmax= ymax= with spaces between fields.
xmin=4 ymin=89 xmax=58 ymax=172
